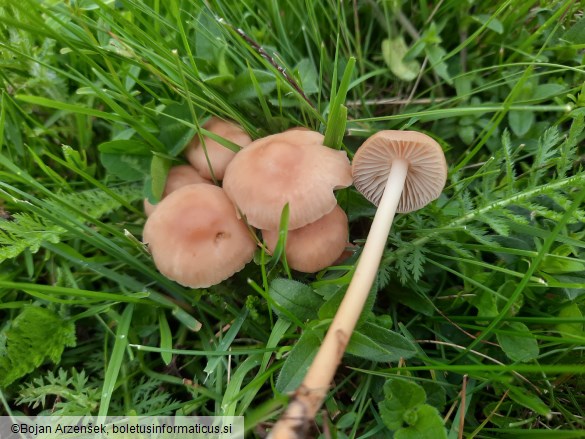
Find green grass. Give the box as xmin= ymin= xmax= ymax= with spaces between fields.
xmin=1 ymin=0 xmax=585 ymax=437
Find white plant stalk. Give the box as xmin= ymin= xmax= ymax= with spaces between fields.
xmin=269 ymin=158 xmax=409 ymax=438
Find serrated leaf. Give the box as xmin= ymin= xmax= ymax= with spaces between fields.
xmin=276 ymin=330 xmax=320 ymax=393
xmin=347 ymin=322 xmax=417 ymax=362
xmin=394 ymin=404 xmax=448 ymax=439
xmin=379 ymin=379 xmax=426 ymax=430
xmin=497 ymin=322 xmax=539 ymax=363
xmin=0 ymin=307 xmax=76 ymax=387
xmin=382 ymin=37 xmax=421 ymax=81
xmin=269 ymin=278 xmax=323 ymax=321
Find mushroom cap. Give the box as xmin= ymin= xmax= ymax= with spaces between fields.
xmin=185 ymin=117 xmax=252 ymax=180
xmin=223 ymin=130 xmax=353 ymax=230
xmin=352 ymin=130 xmax=447 ymax=213
xmin=143 ymin=184 xmax=256 ymax=288
xmin=144 ymin=165 xmax=212 ymax=216
xmin=262 ymin=205 xmax=349 ymax=273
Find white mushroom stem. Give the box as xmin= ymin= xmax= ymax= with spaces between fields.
xmin=269 ymin=158 xmax=409 ymax=438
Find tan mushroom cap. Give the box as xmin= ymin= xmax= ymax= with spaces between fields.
xmin=352 ymin=130 xmax=447 ymax=212
xmin=185 ymin=117 xmax=252 ymax=180
xmin=144 ymin=165 xmax=212 ymax=216
xmin=262 ymin=205 xmax=349 ymax=273
xmin=223 ymin=130 xmax=353 ymax=230
xmin=143 ymin=184 xmax=256 ymax=288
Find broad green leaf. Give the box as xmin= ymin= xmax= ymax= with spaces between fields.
xmin=157 ymin=103 xmax=197 ymax=156
xmin=269 ymin=278 xmax=323 ymax=321
xmin=472 ymin=14 xmax=504 ymax=34
xmin=276 ymin=330 xmax=320 ymax=393
xmin=295 ymin=58 xmax=319 ymax=94
xmin=497 ymin=322 xmax=539 ymax=363
xmin=458 ymin=125 xmax=476 ymax=145
xmin=98 ymin=139 xmax=150 ymax=155
xmin=336 ymin=188 xmax=377 ymax=222
xmin=230 ymin=70 xmax=277 ymax=102
xmin=158 ymin=311 xmax=173 ymax=366
xmin=150 ymin=154 xmax=172 ymax=201
xmin=379 ymin=379 xmax=426 ymax=430
xmin=318 ymin=286 xmax=376 ymax=327
xmin=392 ymin=288 xmax=435 ymax=317
xmin=508 ymin=386 xmax=551 ymax=417
xmin=421 ymin=382 xmax=447 ymax=412
xmin=508 ymin=111 xmax=534 ymax=137
xmin=541 ymin=253 xmax=585 ymax=274
xmin=98 ymin=140 xmax=151 ymax=181
xmin=347 ymin=322 xmax=417 ymax=362
xmin=556 ymin=304 xmax=584 ymax=336
xmin=473 ymin=289 xmax=498 ymax=321
xmin=0 ymin=307 xmax=76 ymax=386
xmin=382 ymin=37 xmax=421 ymax=82
xmin=563 ymin=15 xmax=585 ymax=43
xmin=533 ymin=84 xmax=565 ymax=101
xmin=194 ymin=11 xmax=225 ymax=62
xmin=394 ymin=404 xmax=448 ymax=439
xmin=426 ymin=45 xmax=452 ymax=84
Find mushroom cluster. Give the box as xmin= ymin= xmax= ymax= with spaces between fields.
xmin=143 ymin=117 xmax=254 ymax=288
xmin=143 ymin=118 xmax=353 ymax=288
xmin=223 ymin=129 xmax=352 ymax=273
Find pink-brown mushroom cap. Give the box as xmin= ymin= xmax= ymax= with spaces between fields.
xmin=223 ymin=130 xmax=353 ymax=230
xmin=143 ymin=184 xmax=256 ymax=288
xmin=185 ymin=117 xmax=252 ymax=180
xmin=352 ymin=130 xmax=448 ymax=213
xmin=144 ymin=165 xmax=212 ymax=216
xmin=262 ymin=205 xmax=349 ymax=273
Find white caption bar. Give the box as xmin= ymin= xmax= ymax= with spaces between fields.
xmin=0 ymin=416 xmax=244 ymax=438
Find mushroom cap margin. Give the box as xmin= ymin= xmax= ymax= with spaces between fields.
xmin=143 ymin=184 xmax=256 ymax=288
xmin=352 ymin=130 xmax=447 ymax=213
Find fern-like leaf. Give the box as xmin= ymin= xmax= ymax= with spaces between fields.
xmin=0 ymin=183 xmax=142 ymax=263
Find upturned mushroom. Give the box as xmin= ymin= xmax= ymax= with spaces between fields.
xmin=144 ymin=165 xmax=211 ymax=216
xmin=143 ymin=184 xmax=256 ymax=288
xmin=262 ymin=205 xmax=349 ymax=273
xmin=185 ymin=116 xmax=252 ymax=181
xmin=223 ymin=130 xmax=352 ymax=230
xmin=269 ymin=130 xmax=447 ymax=438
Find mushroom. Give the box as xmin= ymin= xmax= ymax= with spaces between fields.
xmin=144 ymin=165 xmax=211 ymax=216
xmin=185 ymin=117 xmax=252 ymax=180
xmin=143 ymin=184 xmax=256 ymax=288
xmin=223 ymin=130 xmax=352 ymax=230
xmin=268 ymin=130 xmax=447 ymax=438
xmin=262 ymin=205 xmax=349 ymax=273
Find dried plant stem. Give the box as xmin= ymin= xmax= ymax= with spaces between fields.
xmin=268 ymin=160 xmax=409 ymax=438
